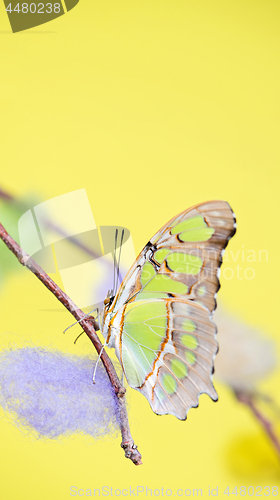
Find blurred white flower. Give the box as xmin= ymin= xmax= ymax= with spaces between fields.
xmin=214 ymin=309 xmax=278 ymax=392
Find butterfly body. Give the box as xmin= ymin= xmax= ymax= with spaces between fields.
xmin=101 ymin=201 xmax=236 ymax=420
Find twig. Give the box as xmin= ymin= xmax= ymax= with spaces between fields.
xmin=235 ymin=390 xmax=280 ymax=458
xmin=0 ymin=221 xmax=142 ymax=465
xmin=0 ymin=187 xmax=13 ymax=201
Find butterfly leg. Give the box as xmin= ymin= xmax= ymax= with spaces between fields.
xmin=63 ymin=307 xmax=100 ymax=334
xmin=92 ymin=341 xmax=108 ymax=383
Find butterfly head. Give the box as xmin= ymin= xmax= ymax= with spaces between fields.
xmin=103 ymin=289 xmax=115 ymax=311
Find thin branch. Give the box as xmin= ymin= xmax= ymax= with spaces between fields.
xmin=0 ymin=187 xmax=13 ymax=201
xmin=235 ymin=390 xmax=280 ymax=458
xmin=0 ymin=221 xmax=142 ymax=465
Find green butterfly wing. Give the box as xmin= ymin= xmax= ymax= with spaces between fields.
xmin=106 ymin=200 xmax=236 ymax=419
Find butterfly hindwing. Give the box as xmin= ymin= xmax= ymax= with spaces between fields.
xmin=105 ymin=201 xmax=236 ymax=419
xmin=120 ymin=297 xmax=217 ymax=419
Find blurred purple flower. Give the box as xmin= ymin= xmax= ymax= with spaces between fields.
xmin=0 ymin=347 xmax=120 ymax=439
xmin=214 ymin=309 xmax=278 ymax=391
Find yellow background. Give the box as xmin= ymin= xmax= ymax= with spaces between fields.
xmin=0 ymin=0 xmax=280 ymax=498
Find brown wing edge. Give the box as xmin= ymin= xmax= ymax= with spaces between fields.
xmin=207 ymin=202 xmax=237 ymax=317
xmin=180 ymin=202 xmax=236 ymax=420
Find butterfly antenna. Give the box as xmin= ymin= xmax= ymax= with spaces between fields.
xmin=92 ymin=343 xmax=107 ymax=383
xmin=115 ymin=229 xmax=124 ymax=295
xmin=113 ymin=228 xmax=118 ymax=296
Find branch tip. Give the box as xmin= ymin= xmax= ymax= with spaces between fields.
xmin=121 ymin=442 xmax=143 ymax=465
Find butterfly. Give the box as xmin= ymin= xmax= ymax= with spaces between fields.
xmin=100 ymin=201 xmax=236 ymax=420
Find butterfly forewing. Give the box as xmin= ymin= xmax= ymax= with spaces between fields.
xmin=106 ymin=201 xmax=236 ymax=419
